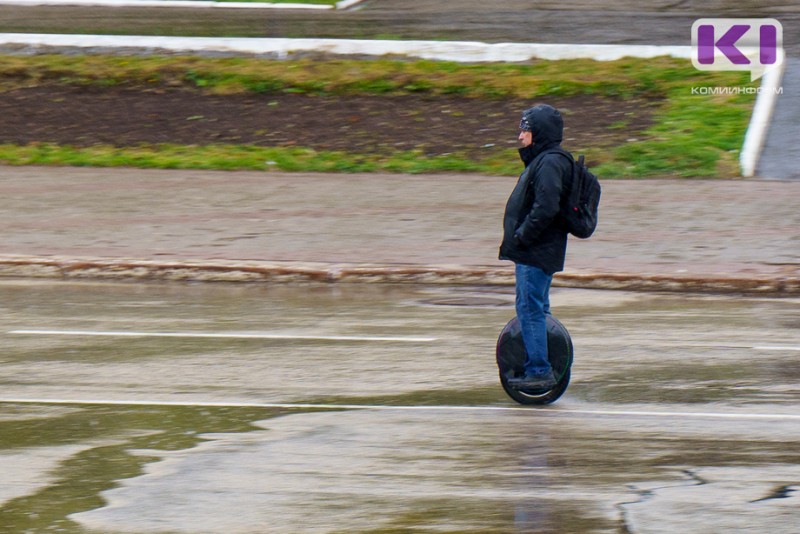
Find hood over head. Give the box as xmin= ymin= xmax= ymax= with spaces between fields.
xmin=521 ymin=104 xmax=563 ymax=147
xmin=518 ymin=103 xmax=564 ymax=165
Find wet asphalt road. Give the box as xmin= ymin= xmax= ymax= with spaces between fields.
xmin=1 ymin=0 xmax=798 ymax=52
xmin=1 ymin=280 xmax=799 ymax=533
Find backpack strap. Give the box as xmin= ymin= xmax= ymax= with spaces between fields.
xmin=542 ymin=147 xmax=576 ymax=197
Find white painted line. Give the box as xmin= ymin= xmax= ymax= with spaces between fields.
xmin=0 ymin=34 xmax=694 ymax=63
xmin=10 ymin=329 xmax=796 ymax=350
xmin=754 ymin=345 xmax=800 ymax=352
xmin=1 ymin=397 xmax=799 ymax=421
xmin=8 ymin=329 xmax=437 ymax=343
xmin=577 ymin=340 xmax=800 ymax=352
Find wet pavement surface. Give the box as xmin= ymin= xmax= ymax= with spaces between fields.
xmin=759 ymin=58 xmax=800 ymax=180
xmin=1 ymin=280 xmax=799 ymax=532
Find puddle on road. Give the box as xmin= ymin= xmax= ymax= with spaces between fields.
xmin=2 ymin=399 xmax=800 ymax=533
xmin=0 ymin=403 xmax=286 ymax=532
xmin=68 ymin=408 xmax=627 ymax=534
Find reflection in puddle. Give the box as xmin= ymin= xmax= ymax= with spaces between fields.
xmin=70 ymin=408 xmax=800 ymax=534
xmin=71 ymin=410 xmax=621 ymax=533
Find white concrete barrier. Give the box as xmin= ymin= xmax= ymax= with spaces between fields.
xmin=740 ymin=62 xmax=786 ymax=177
xmin=0 ymin=33 xmax=694 ymax=62
xmin=0 ymin=0 xmax=365 ymax=9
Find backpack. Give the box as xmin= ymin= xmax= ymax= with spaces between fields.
xmin=552 ymin=149 xmax=601 ymax=239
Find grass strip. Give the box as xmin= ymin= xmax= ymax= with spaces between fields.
xmin=0 ymin=143 xmax=520 ymax=174
xmin=0 ymin=54 xmax=756 ymax=177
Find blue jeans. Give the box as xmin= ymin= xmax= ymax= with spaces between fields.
xmin=515 ymin=263 xmax=553 ymax=377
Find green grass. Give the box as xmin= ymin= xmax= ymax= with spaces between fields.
xmin=0 ymin=143 xmax=519 ymax=174
xmin=596 ymin=92 xmax=754 ymax=178
xmin=0 ymin=54 xmax=757 ymax=177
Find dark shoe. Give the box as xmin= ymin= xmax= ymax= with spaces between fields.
xmin=507 ymin=370 xmax=557 ymax=390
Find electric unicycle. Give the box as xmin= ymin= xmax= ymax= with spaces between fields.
xmin=496 ymin=315 xmax=574 ymax=405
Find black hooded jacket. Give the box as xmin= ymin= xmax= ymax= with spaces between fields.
xmin=498 ymin=104 xmax=573 ymax=274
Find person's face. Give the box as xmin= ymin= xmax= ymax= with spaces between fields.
xmin=518 ymin=129 xmax=533 ymax=147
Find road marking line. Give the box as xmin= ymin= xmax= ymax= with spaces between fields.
xmin=576 ymin=340 xmax=800 ymax=352
xmin=11 ymin=330 xmax=797 ymax=350
xmin=1 ymin=398 xmax=799 ymax=421
xmin=8 ymin=329 xmax=436 ymax=343
xmin=754 ymin=345 xmax=800 ymax=352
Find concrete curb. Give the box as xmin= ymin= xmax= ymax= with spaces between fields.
xmin=0 ymin=256 xmax=796 ymax=295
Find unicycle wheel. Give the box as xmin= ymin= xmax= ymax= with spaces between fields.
xmin=496 ymin=315 xmax=574 ymax=405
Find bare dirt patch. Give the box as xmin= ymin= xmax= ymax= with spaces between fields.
xmin=1 ymin=86 xmax=659 ymax=159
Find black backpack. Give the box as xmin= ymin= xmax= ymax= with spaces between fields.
xmin=552 ymin=149 xmax=601 ymax=239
